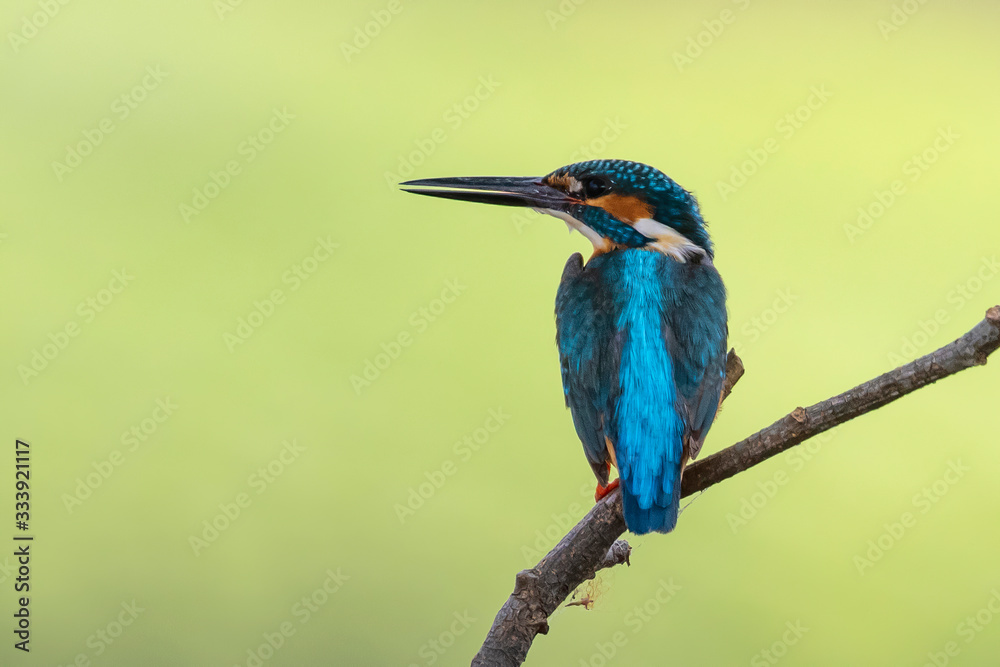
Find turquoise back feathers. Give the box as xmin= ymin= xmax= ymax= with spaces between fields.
xmin=556 ymin=248 xmax=727 ymax=534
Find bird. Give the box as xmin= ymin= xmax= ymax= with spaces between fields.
xmin=401 ymin=159 xmax=728 ymax=534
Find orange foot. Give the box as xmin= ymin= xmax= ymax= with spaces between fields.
xmin=594 ymin=478 xmax=620 ymax=502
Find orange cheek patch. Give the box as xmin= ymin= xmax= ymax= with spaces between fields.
xmin=544 ymin=174 xmax=574 ymax=190
xmin=588 ymin=194 xmax=654 ymax=224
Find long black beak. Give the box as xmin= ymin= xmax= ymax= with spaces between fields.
xmin=399 ymin=176 xmax=575 ymax=209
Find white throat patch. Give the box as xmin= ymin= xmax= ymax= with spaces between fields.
xmin=632 ymin=218 xmax=706 ymax=263
xmin=533 ymin=207 xmax=607 ymax=249
xmin=534 ymin=208 xmax=705 ymax=262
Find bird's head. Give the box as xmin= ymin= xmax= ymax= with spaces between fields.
xmin=401 ymin=159 xmax=711 ymax=261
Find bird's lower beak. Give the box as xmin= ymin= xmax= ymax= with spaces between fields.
xmin=400 ymin=176 xmax=575 ymax=210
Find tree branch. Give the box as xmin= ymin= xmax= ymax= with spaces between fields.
xmin=471 ymin=306 xmax=1000 ymax=667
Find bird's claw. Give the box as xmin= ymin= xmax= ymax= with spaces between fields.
xmin=594 ymin=478 xmax=620 ymax=502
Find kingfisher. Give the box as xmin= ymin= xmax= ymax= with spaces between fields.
xmin=401 ymin=160 xmax=728 ymax=534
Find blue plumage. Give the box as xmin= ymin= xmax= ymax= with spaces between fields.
xmin=557 ymin=249 xmax=726 ymax=533
xmin=402 ymin=159 xmax=728 ymax=535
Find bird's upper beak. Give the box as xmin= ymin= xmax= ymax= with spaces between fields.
xmin=399 ymin=176 xmax=576 ymax=210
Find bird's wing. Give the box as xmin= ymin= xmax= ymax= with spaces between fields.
xmin=555 ymin=253 xmax=617 ymax=484
xmin=661 ymin=260 xmax=729 ymax=461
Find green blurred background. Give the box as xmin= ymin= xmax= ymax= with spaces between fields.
xmin=2 ymin=0 xmax=999 ymax=664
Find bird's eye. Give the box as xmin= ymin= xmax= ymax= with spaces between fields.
xmin=581 ymin=176 xmax=611 ymax=199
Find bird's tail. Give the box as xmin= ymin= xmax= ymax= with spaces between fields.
xmin=621 ymin=466 xmax=682 ymax=535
